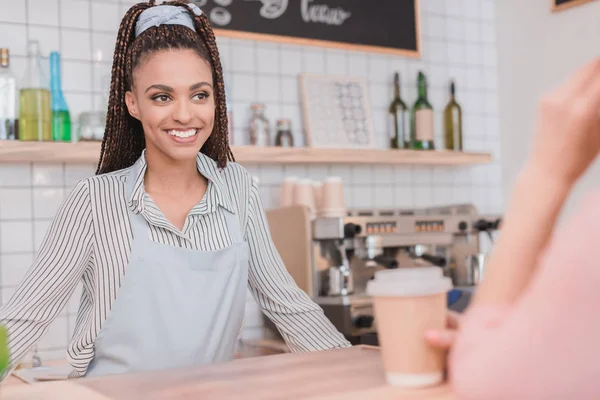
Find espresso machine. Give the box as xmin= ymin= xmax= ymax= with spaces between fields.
xmin=310 ymin=204 xmax=500 ymax=345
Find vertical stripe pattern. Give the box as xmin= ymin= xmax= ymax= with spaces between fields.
xmin=0 ymin=151 xmax=350 ymax=379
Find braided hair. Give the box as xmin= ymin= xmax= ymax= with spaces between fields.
xmin=96 ymin=0 xmax=233 ymax=175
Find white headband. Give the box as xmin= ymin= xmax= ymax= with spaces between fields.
xmin=135 ymin=4 xmax=203 ymax=37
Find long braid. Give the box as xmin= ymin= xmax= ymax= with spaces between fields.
xmin=97 ymin=2 xmax=152 ymax=174
xmin=96 ymin=0 xmax=233 ymax=175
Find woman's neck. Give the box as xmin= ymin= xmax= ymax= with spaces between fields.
xmin=143 ymin=149 xmax=206 ymax=196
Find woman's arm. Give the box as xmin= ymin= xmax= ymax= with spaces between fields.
xmin=245 ymin=180 xmax=351 ymax=352
xmin=0 ymin=180 xmax=93 ymax=379
xmin=474 ymin=58 xmax=600 ymax=306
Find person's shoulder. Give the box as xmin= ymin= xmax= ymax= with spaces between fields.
xmin=69 ymin=166 xmax=132 ymax=197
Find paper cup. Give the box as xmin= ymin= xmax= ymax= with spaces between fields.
xmin=280 ymin=177 xmax=297 ymax=208
xmin=366 ymin=267 xmax=452 ymax=388
xmin=293 ymin=178 xmax=316 ymax=217
xmin=320 ymin=177 xmax=346 ymax=217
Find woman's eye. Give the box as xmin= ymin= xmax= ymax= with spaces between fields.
xmin=153 ymin=95 xmax=170 ymax=102
xmin=193 ymin=92 xmax=209 ymax=101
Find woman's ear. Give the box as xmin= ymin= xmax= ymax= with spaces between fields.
xmin=125 ymin=91 xmax=140 ymax=120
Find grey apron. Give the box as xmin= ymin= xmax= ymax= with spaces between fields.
xmin=86 ymin=170 xmax=249 ymax=377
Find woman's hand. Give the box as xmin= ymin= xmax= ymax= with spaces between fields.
xmin=425 ymin=311 xmax=461 ymax=350
xmin=530 ymin=58 xmax=600 ymax=187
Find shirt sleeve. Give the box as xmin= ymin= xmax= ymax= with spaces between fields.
xmin=450 ymin=189 xmax=600 ymax=400
xmin=0 ymin=180 xmax=93 ymax=379
xmin=245 ymin=180 xmax=351 ymax=352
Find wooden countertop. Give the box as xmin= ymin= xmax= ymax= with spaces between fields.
xmin=1 ymin=346 xmax=455 ymax=399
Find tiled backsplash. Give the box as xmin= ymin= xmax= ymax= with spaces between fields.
xmin=0 ymin=0 xmax=501 ymax=362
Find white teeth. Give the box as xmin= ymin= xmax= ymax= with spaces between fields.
xmin=167 ymin=129 xmax=197 ymax=138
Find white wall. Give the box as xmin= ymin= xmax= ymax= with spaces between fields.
xmin=497 ymin=0 xmax=600 ymax=221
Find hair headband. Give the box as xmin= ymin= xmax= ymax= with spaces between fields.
xmin=135 ymin=4 xmax=203 ymax=37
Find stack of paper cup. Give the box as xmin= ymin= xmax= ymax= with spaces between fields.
xmin=293 ymin=178 xmax=317 ymax=218
xmin=312 ymin=181 xmax=324 ymax=212
xmin=319 ymin=177 xmax=346 ymax=218
xmin=280 ymin=177 xmax=297 ymax=208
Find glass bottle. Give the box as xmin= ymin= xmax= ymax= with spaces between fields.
xmin=388 ymin=72 xmax=408 ymax=149
xmin=444 ymin=80 xmax=463 ymax=151
xmin=410 ymin=71 xmax=435 ymax=150
xmin=275 ymin=119 xmax=293 ymax=147
xmin=0 ymin=48 xmax=18 ymax=140
xmin=20 ymin=41 xmax=52 ymax=141
xmin=249 ymin=103 xmax=270 ymax=146
xmin=50 ymin=52 xmax=71 ymax=142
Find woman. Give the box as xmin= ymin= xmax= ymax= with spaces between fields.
xmin=0 ymin=1 xmax=350 ymax=379
xmin=427 ymin=59 xmax=600 ymax=398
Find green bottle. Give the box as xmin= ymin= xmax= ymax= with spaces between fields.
xmin=388 ymin=72 xmax=409 ymax=149
xmin=410 ymin=71 xmax=435 ymax=150
xmin=50 ymin=52 xmax=71 ymax=142
xmin=444 ymin=80 xmax=463 ymax=151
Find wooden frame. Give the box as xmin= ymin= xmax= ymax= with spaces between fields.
xmin=212 ymin=0 xmax=421 ymax=58
xmin=298 ymin=73 xmax=378 ymax=149
xmin=552 ymin=0 xmax=597 ymax=12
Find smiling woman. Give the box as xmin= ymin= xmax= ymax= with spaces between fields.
xmin=0 ymin=0 xmax=350 ymax=382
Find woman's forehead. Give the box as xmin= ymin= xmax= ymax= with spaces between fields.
xmin=134 ymin=49 xmax=213 ymax=87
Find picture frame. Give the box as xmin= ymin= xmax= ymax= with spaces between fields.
xmin=299 ymin=74 xmax=377 ymax=149
xmin=552 ymin=0 xmax=597 ymax=12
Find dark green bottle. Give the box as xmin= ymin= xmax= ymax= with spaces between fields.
xmin=444 ymin=80 xmax=463 ymax=151
xmin=389 ymin=72 xmax=409 ymax=149
xmin=410 ymin=71 xmax=435 ymax=150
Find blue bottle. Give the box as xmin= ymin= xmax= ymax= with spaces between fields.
xmin=49 ymin=52 xmax=71 ymax=141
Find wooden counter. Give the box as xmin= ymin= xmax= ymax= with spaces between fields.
xmin=1 ymin=346 xmax=455 ymax=399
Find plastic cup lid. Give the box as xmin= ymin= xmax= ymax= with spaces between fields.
xmin=366 ymin=267 xmax=452 ymax=297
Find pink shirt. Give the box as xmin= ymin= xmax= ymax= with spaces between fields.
xmin=450 ymin=190 xmax=600 ymax=399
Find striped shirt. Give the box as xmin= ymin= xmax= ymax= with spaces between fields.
xmin=0 ymin=150 xmax=350 ymax=378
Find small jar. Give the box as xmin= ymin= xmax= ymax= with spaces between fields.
xmin=275 ymin=119 xmax=294 ymax=147
xmin=249 ymin=103 xmax=270 ymax=146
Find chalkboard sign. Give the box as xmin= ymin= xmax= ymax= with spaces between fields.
xmin=552 ymin=0 xmax=596 ymax=12
xmin=190 ymin=0 xmax=420 ymax=57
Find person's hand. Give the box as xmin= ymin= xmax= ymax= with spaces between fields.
xmin=530 ymin=58 xmax=600 ymax=187
xmin=425 ymin=311 xmax=461 ymax=350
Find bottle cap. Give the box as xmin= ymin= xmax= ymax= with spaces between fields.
xmin=277 ymin=119 xmax=291 ymax=131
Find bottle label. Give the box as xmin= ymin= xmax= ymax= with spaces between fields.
xmin=452 ymin=108 xmax=460 ymax=135
xmin=415 ymin=109 xmax=434 ymax=141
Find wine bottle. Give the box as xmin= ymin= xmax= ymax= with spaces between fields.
xmin=410 ymin=71 xmax=434 ymax=150
xmin=444 ymin=80 xmax=463 ymax=151
xmin=388 ymin=72 xmax=408 ymax=149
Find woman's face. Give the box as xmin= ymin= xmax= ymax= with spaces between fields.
xmin=125 ymin=49 xmax=215 ymax=163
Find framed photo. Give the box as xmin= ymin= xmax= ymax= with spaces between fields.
xmin=299 ymin=74 xmax=377 ymax=149
xmin=552 ymin=0 xmax=597 ymax=12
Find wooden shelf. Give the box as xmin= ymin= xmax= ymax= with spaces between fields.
xmin=0 ymin=141 xmax=492 ymax=165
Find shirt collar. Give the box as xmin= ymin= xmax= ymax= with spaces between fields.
xmin=127 ymin=150 xmax=235 ymax=215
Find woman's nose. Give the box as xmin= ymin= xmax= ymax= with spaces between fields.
xmin=172 ymin=100 xmax=193 ymax=124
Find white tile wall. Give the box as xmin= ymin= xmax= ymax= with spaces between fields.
xmin=0 ymin=0 xmax=502 ymax=361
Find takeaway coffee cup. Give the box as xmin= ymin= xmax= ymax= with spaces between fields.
xmin=366 ymin=267 xmax=452 ymax=388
